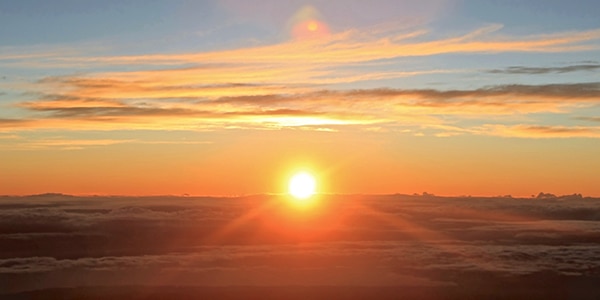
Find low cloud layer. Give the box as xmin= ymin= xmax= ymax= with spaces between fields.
xmin=1 ymin=194 xmax=599 ymax=294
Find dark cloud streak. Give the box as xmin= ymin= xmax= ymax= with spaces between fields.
xmin=487 ymin=64 xmax=600 ymax=74
xmin=7 ymin=81 xmax=600 ymax=136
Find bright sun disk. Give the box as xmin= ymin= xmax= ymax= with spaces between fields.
xmin=288 ymin=172 xmax=316 ymax=200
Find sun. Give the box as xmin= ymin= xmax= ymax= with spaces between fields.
xmin=288 ymin=172 xmax=316 ymax=200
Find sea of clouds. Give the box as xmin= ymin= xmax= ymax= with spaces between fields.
xmin=1 ymin=193 xmax=599 ymax=295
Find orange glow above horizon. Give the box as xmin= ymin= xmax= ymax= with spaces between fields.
xmin=1 ymin=3 xmax=600 ymax=198
xmin=2 ymin=129 xmax=600 ymax=197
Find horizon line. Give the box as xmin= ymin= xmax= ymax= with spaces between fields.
xmin=1 ymin=192 xmax=595 ymax=199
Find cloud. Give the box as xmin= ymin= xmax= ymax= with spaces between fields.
xmin=576 ymin=116 xmax=600 ymax=123
xmin=0 ymin=82 xmax=595 ymax=137
xmin=481 ymin=124 xmax=600 ymax=138
xmin=0 ymin=48 xmax=79 ymax=61
xmin=55 ymin=25 xmax=600 ymax=67
xmin=7 ymin=24 xmax=600 ymax=73
xmin=0 ymin=195 xmax=599 ymax=294
xmin=0 ymin=119 xmax=31 ymax=127
xmin=20 ymin=138 xmax=133 ymax=150
xmin=5 ymin=24 xmax=600 ymax=137
xmin=0 ymin=135 xmax=212 ymax=150
xmin=487 ymin=63 xmax=600 ymax=74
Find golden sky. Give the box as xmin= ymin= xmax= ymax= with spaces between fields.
xmin=1 ymin=0 xmax=600 ymax=196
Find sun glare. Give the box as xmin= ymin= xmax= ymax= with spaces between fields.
xmin=288 ymin=172 xmax=316 ymax=200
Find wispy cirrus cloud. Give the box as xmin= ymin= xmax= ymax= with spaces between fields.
xmin=50 ymin=25 xmax=600 ymax=67
xmin=479 ymin=124 xmax=600 ymax=138
xmin=6 ymin=24 xmax=600 ymax=71
xmin=575 ymin=116 xmax=600 ymax=123
xmin=4 ymin=24 xmax=600 ymax=137
xmin=6 ymin=82 xmax=600 ymax=137
xmin=0 ymin=118 xmax=32 ymax=128
xmin=487 ymin=63 xmax=600 ymax=74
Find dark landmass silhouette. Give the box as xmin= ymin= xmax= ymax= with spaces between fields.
xmin=1 ymin=193 xmax=599 ymax=299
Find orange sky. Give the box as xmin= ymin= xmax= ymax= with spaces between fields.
xmin=2 ymin=129 xmax=599 ymax=197
xmin=1 ymin=1 xmax=600 ymax=196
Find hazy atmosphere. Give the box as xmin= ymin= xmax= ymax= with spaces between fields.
xmin=2 ymin=0 xmax=600 ymax=196
xmin=1 ymin=0 xmax=600 ymax=299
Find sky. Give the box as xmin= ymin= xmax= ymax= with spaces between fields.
xmin=1 ymin=0 xmax=600 ymax=196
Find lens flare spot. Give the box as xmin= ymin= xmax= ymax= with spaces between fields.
xmin=288 ymin=5 xmax=330 ymax=40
